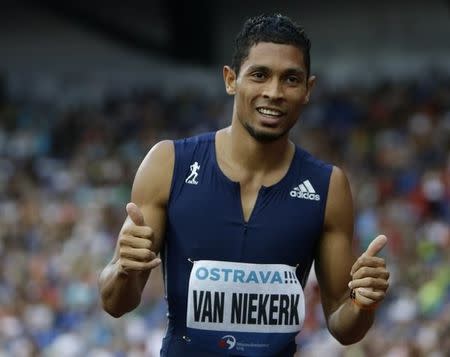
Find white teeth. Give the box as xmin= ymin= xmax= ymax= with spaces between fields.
xmin=257 ymin=108 xmax=283 ymax=116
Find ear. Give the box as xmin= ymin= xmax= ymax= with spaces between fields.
xmin=303 ymin=75 xmax=316 ymax=104
xmin=223 ymin=65 xmax=237 ymax=95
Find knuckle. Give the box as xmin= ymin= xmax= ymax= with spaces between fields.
xmin=377 ymin=279 xmax=388 ymax=289
xmin=134 ymin=225 xmax=151 ymax=236
xmin=352 ymin=263 xmax=361 ymax=274
xmin=139 ymin=240 xmax=150 ymax=250
xmin=119 ymin=258 xmax=132 ymax=269
xmin=144 ymin=226 xmax=154 ymax=236
xmin=139 ymin=249 xmax=156 ymax=262
xmin=119 ymin=246 xmax=129 ymax=256
xmin=373 ymin=292 xmax=383 ymax=300
xmin=119 ymin=235 xmax=135 ymax=246
xmin=142 ymin=250 xmax=153 ymax=261
xmin=360 ymin=267 xmax=370 ymax=276
xmin=122 ymin=223 xmax=135 ymax=235
xmin=118 ymin=235 xmax=128 ymax=246
xmin=354 ymin=269 xmax=365 ymax=279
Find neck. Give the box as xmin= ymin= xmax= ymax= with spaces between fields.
xmin=222 ymin=121 xmax=294 ymax=173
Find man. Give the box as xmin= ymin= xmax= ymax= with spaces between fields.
xmin=98 ymin=14 xmax=390 ymax=356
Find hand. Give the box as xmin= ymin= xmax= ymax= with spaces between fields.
xmin=348 ymin=235 xmax=390 ymax=309
xmin=117 ymin=202 xmax=161 ymax=273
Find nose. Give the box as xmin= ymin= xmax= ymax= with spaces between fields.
xmin=262 ymin=78 xmax=284 ymax=100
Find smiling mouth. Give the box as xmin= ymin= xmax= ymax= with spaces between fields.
xmin=256 ymin=107 xmax=285 ymax=117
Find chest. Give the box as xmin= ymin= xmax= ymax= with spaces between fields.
xmin=221 ymin=166 xmax=291 ymax=223
xmin=239 ymin=182 xmax=262 ymax=222
xmin=167 ymin=174 xmax=324 ymax=269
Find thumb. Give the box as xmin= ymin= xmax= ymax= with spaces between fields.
xmin=364 ymin=235 xmax=387 ymax=257
xmin=126 ymin=202 xmax=145 ymax=226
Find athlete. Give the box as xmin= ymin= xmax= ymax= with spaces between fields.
xmin=98 ymin=14 xmax=390 ymax=356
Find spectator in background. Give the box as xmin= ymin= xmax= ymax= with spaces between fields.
xmin=98 ymin=14 xmax=390 ymax=356
xmin=0 ymin=47 xmax=448 ymax=356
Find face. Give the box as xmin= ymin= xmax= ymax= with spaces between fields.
xmin=224 ymin=42 xmax=315 ymax=142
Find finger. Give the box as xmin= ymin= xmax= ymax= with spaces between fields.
xmin=353 ymin=289 xmax=377 ymax=306
xmin=352 ymin=266 xmax=390 ymax=281
xmin=121 ymin=257 xmax=161 ymax=272
xmin=122 ymin=225 xmax=153 ymax=239
xmin=364 ymin=235 xmax=387 ymax=257
xmin=120 ymin=235 xmax=153 ymax=249
xmin=349 ymin=277 xmax=389 ymax=291
xmin=356 ymin=288 xmax=386 ymax=301
xmin=146 ymin=258 xmax=162 ymax=270
xmin=350 ymin=256 xmax=385 ymax=276
xmin=120 ymin=247 xmax=156 ymax=262
xmin=126 ymin=202 xmax=145 ymax=226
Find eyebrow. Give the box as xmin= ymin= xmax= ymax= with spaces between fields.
xmin=284 ymin=68 xmax=305 ymax=77
xmin=245 ymin=65 xmax=305 ymax=76
xmin=246 ymin=65 xmax=269 ymax=73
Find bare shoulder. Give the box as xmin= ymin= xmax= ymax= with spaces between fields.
xmin=328 ymin=165 xmax=351 ymax=198
xmin=131 ymin=140 xmax=175 ymax=208
xmin=324 ymin=165 xmax=353 ymax=231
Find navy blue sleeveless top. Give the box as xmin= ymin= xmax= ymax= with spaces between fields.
xmin=160 ymin=132 xmax=332 ymax=356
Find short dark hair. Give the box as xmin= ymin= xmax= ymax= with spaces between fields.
xmin=231 ymin=14 xmax=311 ymax=78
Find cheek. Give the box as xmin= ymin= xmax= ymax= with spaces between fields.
xmin=292 ymin=102 xmax=305 ymax=116
xmin=237 ymin=82 xmax=260 ymax=100
xmin=289 ymin=91 xmax=308 ymax=108
xmin=235 ymin=90 xmax=254 ymax=110
xmin=286 ymin=102 xmax=306 ymax=121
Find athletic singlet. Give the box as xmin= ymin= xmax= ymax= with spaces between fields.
xmin=160 ymin=132 xmax=332 ymax=356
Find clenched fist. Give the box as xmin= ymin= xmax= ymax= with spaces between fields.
xmin=348 ymin=235 xmax=390 ymax=309
xmin=117 ymin=202 xmax=161 ymax=273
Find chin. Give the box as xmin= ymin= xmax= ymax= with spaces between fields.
xmin=244 ymin=123 xmax=288 ymax=143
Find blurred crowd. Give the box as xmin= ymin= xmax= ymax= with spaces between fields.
xmin=0 ymin=70 xmax=448 ymax=357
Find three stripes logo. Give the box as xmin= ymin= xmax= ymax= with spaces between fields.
xmin=290 ymin=180 xmax=320 ymax=201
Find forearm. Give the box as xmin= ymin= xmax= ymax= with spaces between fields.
xmin=98 ymin=261 xmax=149 ymax=317
xmin=327 ymin=296 xmax=375 ymax=345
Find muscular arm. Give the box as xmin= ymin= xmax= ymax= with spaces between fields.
xmin=314 ymin=166 xmax=375 ymax=345
xmin=98 ymin=140 xmax=174 ymax=317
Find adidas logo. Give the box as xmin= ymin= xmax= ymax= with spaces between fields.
xmin=290 ymin=180 xmax=320 ymax=201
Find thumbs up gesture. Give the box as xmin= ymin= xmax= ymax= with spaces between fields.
xmin=117 ymin=202 xmax=161 ymax=273
xmin=348 ymin=235 xmax=390 ymax=309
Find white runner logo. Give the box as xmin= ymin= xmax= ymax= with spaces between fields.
xmin=185 ymin=161 xmax=200 ymax=185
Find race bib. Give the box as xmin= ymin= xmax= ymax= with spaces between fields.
xmin=186 ymin=260 xmax=305 ymax=355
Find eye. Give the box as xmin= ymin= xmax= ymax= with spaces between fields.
xmin=251 ymin=72 xmax=266 ymax=81
xmin=286 ymin=76 xmax=300 ymax=85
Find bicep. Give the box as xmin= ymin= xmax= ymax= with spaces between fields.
xmin=111 ymin=140 xmax=174 ymax=262
xmin=130 ymin=140 xmax=174 ymax=255
xmin=315 ymin=166 xmax=356 ymax=318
